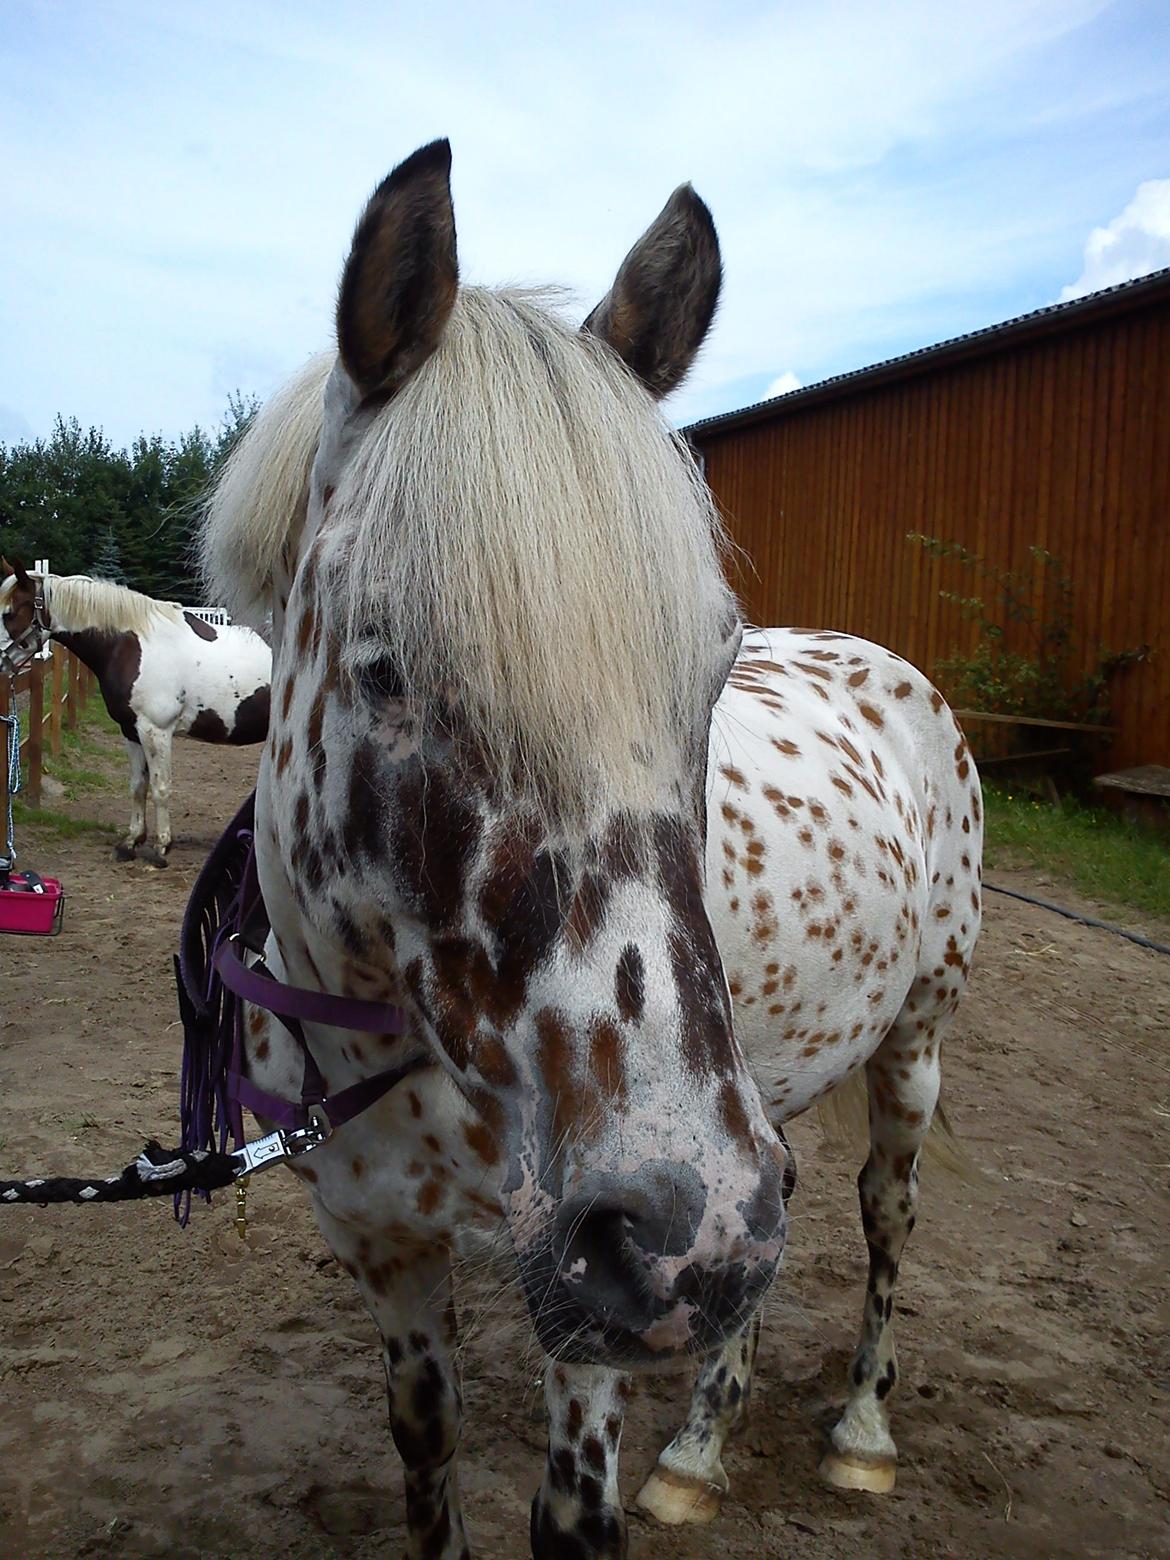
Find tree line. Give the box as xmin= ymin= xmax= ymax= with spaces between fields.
xmin=0 ymin=395 xmax=256 ymax=603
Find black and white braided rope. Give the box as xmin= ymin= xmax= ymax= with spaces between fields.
xmin=1 ymin=1140 xmax=241 ymax=1206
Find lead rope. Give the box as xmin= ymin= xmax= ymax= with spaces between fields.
xmin=1 ymin=1120 xmax=331 ymax=1207
xmin=0 ymin=692 xmax=19 ymax=875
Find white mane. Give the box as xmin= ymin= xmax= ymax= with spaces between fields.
xmin=200 ymin=352 xmax=334 ymax=625
xmin=204 ymin=289 xmax=736 ymax=817
xmin=0 ymin=573 xmax=183 ymax=636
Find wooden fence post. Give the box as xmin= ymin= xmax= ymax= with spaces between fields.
xmin=27 ymin=656 xmax=44 ymax=808
xmin=67 ymin=653 xmax=81 ymax=731
xmin=50 ymin=644 xmax=65 ymax=758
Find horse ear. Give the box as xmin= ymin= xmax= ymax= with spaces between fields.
xmin=336 ymin=139 xmax=459 ymax=398
xmin=583 ymin=185 xmax=722 ymax=399
xmin=5 ymin=557 xmax=32 ymax=588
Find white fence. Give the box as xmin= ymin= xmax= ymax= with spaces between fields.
xmin=184 ymin=607 xmax=231 ymax=626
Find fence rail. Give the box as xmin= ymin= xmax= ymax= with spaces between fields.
xmin=0 ymin=645 xmax=98 ymax=812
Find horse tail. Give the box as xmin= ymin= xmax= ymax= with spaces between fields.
xmin=813 ymin=1067 xmax=984 ymax=1183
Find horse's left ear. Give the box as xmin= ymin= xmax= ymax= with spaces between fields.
xmin=583 ymin=185 xmax=722 ymax=399
xmin=336 ymin=139 xmax=459 ymax=398
xmin=4 ymin=556 xmax=32 ymax=588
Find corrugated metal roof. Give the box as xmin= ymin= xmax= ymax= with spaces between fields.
xmin=685 ymin=264 xmax=1170 ymax=440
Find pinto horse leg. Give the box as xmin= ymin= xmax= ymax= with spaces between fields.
xmin=137 ymin=721 xmax=174 ymax=861
xmin=115 ymin=739 xmax=149 ymax=859
xmin=820 ymin=1018 xmax=948 ymax=1495
xmin=316 ymin=1209 xmax=471 ymax=1560
xmin=532 ymin=1362 xmax=629 ymax=1559
xmin=635 ymin=1314 xmax=761 ymax=1526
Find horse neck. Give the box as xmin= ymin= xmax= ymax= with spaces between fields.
xmin=43 ymin=582 xmax=133 ymax=679
xmin=48 ymin=624 xmax=125 ymax=681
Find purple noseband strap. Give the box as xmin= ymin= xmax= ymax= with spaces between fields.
xmin=213 ymin=937 xmax=408 ymax=1035
xmin=212 ymin=936 xmax=420 ymax=1135
xmin=176 ymin=790 xmax=429 ymax=1212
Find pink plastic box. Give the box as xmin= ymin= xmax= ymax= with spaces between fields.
xmin=0 ymin=872 xmax=65 ymax=935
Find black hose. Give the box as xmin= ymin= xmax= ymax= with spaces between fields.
xmin=984 ymin=882 xmax=1170 ymax=957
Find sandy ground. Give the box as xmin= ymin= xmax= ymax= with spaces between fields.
xmin=1 ymin=732 xmax=1168 ymax=1559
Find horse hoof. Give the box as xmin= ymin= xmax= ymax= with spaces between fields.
xmin=818 ymin=1451 xmax=897 ymax=1494
xmin=635 ymin=1466 xmax=723 ymax=1525
xmin=114 ymin=843 xmax=137 ymax=861
xmin=138 ymin=847 xmax=169 ymax=869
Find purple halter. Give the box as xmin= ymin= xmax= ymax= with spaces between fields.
xmin=174 ymin=792 xmax=428 ymax=1221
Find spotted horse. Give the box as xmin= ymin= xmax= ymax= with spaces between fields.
xmin=0 ymin=564 xmax=271 ymax=864
xmin=199 ymin=140 xmax=981 ymax=1558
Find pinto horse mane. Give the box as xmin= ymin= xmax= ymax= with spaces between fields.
xmin=203 ymin=287 xmax=736 ymax=817
xmin=0 ymin=572 xmax=183 ymax=636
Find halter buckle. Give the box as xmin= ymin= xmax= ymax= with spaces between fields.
xmin=230 ymin=1111 xmax=331 ymax=1177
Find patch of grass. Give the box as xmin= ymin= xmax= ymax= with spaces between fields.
xmin=45 ymin=759 xmax=113 ymax=799
xmin=10 ymin=802 xmax=117 ymax=839
xmin=983 ymin=781 xmax=1170 ymax=923
xmin=42 ymin=702 xmax=124 ymax=798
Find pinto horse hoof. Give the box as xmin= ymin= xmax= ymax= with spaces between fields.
xmin=137 ymin=846 xmax=169 ymax=869
xmin=819 ymin=1450 xmax=897 ymax=1494
xmin=114 ymin=843 xmax=138 ymax=861
xmin=635 ymin=1466 xmax=724 ymax=1525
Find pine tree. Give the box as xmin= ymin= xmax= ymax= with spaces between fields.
xmin=90 ymin=526 xmax=128 ymax=585
xmin=0 ymin=390 xmax=257 ymax=598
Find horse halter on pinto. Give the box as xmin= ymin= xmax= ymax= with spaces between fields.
xmin=0 ymin=566 xmax=50 ymax=675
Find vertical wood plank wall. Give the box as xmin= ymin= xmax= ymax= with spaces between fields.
xmin=693 ymin=292 xmax=1170 ymax=770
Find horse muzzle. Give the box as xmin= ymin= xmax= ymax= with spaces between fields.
xmin=516 ymin=1159 xmax=786 ymax=1367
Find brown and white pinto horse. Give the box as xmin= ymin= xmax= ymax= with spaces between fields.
xmin=201 ymin=141 xmax=980 ymax=1559
xmin=0 ymin=564 xmax=271 ymax=864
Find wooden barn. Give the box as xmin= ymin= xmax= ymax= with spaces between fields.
xmin=686 ymin=267 xmax=1170 ymax=774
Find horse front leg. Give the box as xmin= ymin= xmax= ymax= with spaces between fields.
xmin=634 ymin=1314 xmax=761 ymax=1527
xmin=115 ymin=738 xmax=148 ymax=859
xmin=315 ymin=1208 xmax=470 ymax=1560
xmin=137 ymin=721 xmax=174 ymax=862
xmin=532 ymin=1362 xmax=629 ymax=1560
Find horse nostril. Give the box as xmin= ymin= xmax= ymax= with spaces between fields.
xmin=559 ymin=1206 xmax=651 ymax=1327
xmin=742 ymin=1154 xmax=788 ymax=1243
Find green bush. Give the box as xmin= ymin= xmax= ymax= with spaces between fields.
xmin=907 ymin=534 xmax=1144 ymax=723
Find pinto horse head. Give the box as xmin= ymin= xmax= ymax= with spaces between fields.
xmin=215 ymin=141 xmax=788 ymax=1365
xmin=0 ymin=559 xmax=47 ymax=670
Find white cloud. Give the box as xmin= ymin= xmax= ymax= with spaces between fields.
xmin=1061 ymin=180 xmax=1170 ymax=300
xmin=764 ymin=372 xmax=802 ymax=399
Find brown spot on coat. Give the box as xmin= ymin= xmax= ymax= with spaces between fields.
xmin=590 ymin=1018 xmax=627 ymax=1105
xmin=614 ymin=944 xmax=645 ymax=1024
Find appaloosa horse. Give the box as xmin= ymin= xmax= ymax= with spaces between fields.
xmin=200 ymin=140 xmax=980 ymax=1558
xmin=0 ymin=563 xmax=271 ymax=863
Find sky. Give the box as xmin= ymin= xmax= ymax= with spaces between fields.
xmin=2 ymin=0 xmax=1169 ymax=449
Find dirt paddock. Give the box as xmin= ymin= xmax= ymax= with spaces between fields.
xmin=1 ymin=735 xmax=1168 ymax=1558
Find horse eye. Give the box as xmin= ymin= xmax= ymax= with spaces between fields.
xmin=358 ymin=656 xmax=405 ymax=700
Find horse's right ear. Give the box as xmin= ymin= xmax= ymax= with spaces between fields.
xmin=583 ymin=185 xmax=722 ymax=399
xmin=3 ymin=557 xmax=31 ymax=587
xmin=336 ymin=139 xmax=459 ymax=399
